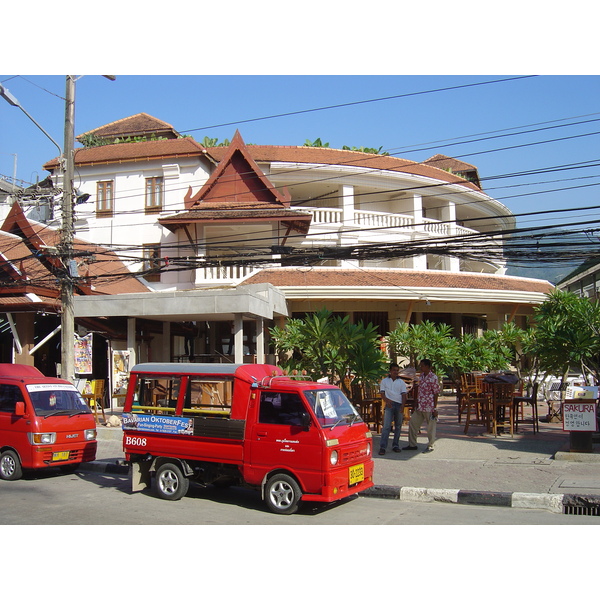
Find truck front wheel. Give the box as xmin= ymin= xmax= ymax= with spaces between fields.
xmin=155 ymin=462 xmax=189 ymax=501
xmin=0 ymin=450 xmax=23 ymax=481
xmin=265 ymin=473 xmax=302 ymax=515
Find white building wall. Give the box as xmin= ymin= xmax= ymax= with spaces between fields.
xmin=68 ymin=156 xmax=211 ymax=277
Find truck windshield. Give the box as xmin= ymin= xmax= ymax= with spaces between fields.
xmin=303 ymin=388 xmax=362 ymax=428
xmin=26 ymin=384 xmax=91 ymax=417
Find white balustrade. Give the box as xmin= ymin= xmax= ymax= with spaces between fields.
xmin=303 ymin=207 xmax=343 ymax=224
xmin=193 ymin=208 xmax=480 ymax=282
xmin=196 ymin=264 xmax=260 ymax=282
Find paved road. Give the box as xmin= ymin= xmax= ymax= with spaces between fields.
xmin=0 ymin=467 xmax=595 ymax=525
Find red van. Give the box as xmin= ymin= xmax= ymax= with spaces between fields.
xmin=122 ymin=362 xmax=374 ymax=514
xmin=0 ymin=364 xmax=97 ymax=480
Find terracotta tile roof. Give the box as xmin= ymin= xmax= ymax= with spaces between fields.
xmin=423 ymin=154 xmax=478 ymax=172
xmin=1 ymin=205 xmax=150 ymax=298
xmin=241 ymin=267 xmax=554 ymax=294
xmin=43 ymin=138 xmax=207 ymax=171
xmin=77 ymin=113 xmax=179 ymax=140
xmin=0 ymin=294 xmax=62 ymax=312
xmin=206 ymin=145 xmax=482 ymax=192
xmin=160 ymin=207 xmax=311 ymax=220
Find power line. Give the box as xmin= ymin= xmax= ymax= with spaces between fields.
xmin=178 ymin=76 xmax=538 ymax=134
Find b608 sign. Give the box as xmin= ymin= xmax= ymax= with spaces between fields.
xmin=125 ymin=436 xmax=148 ymax=447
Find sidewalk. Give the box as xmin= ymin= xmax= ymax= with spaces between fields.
xmin=84 ymin=395 xmax=600 ymax=514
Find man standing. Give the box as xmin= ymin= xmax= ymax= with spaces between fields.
xmin=404 ymin=359 xmax=440 ymax=453
xmin=379 ymin=363 xmax=408 ymax=455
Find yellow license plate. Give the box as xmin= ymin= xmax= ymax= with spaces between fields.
xmin=349 ymin=463 xmax=365 ymax=485
xmin=52 ymin=451 xmax=70 ymax=462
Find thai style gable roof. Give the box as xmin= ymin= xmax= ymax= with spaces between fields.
xmin=160 ymin=131 xmax=312 ymax=235
xmin=185 ymin=130 xmax=291 ymax=209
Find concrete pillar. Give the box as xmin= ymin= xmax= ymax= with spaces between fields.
xmin=412 ymin=194 xmax=427 ymax=270
xmin=127 ymin=317 xmax=137 ymax=367
xmin=341 ymin=184 xmax=354 ymax=224
xmin=162 ymin=321 xmax=171 ymax=361
xmin=13 ymin=313 xmax=35 ymax=366
xmin=441 ymin=201 xmax=460 ymax=272
xmin=234 ymin=315 xmax=244 ymax=363
xmin=340 ymin=184 xmax=359 ymax=267
xmin=256 ymin=318 xmax=265 ymax=364
xmin=194 ymin=225 xmax=206 ymax=285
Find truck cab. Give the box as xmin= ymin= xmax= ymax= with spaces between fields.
xmin=122 ymin=363 xmax=374 ymax=514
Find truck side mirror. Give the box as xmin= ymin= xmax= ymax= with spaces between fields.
xmin=15 ymin=401 xmax=26 ymax=416
xmin=301 ymin=412 xmax=311 ymax=430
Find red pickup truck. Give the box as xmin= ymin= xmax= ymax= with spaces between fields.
xmin=0 ymin=364 xmax=97 ymax=480
xmin=122 ymin=362 xmax=374 ymax=514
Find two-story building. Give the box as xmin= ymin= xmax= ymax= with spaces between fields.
xmin=39 ymin=113 xmax=553 ymax=373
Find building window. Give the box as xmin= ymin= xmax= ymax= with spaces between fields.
xmin=96 ymin=180 xmax=114 ymax=216
xmin=145 ymin=177 xmax=163 ymax=212
xmin=143 ymin=245 xmax=161 ymax=282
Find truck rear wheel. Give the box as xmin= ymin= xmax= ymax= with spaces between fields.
xmin=155 ymin=462 xmax=189 ymax=501
xmin=265 ymin=473 xmax=302 ymax=515
xmin=0 ymin=450 xmax=23 ymax=481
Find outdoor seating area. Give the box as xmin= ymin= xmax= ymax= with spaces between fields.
xmin=458 ymin=373 xmax=541 ymax=437
xmin=352 ymin=371 xmax=552 ymax=438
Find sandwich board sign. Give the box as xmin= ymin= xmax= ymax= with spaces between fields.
xmin=562 ymin=400 xmax=598 ymax=432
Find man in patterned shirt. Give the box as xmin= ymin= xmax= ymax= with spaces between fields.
xmin=404 ymin=359 xmax=440 ymax=453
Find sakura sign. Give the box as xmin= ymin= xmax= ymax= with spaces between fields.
xmin=563 ymin=401 xmax=598 ymax=432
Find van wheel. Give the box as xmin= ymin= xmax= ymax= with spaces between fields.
xmin=155 ymin=462 xmax=189 ymax=501
xmin=265 ymin=474 xmax=302 ymax=515
xmin=0 ymin=450 xmax=23 ymax=481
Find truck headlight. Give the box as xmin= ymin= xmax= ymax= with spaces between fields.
xmin=85 ymin=429 xmax=97 ymax=441
xmin=28 ymin=432 xmax=56 ymax=445
xmin=365 ymin=443 xmax=371 ymax=456
xmin=330 ymin=450 xmax=338 ymax=466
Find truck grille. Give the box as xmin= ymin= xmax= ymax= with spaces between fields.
xmin=340 ymin=447 xmax=367 ymax=465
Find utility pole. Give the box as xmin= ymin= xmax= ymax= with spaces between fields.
xmin=60 ymin=75 xmax=76 ymax=381
xmin=2 ymin=76 xmax=113 ymax=380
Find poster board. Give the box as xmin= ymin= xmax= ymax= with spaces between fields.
xmin=112 ymin=350 xmax=130 ymax=406
xmin=74 ymin=333 xmax=93 ymax=375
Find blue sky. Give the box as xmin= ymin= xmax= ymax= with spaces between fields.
xmin=1 ymin=74 xmax=599 ymax=233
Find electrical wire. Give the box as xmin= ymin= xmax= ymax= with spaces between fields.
xmin=178 ymin=76 xmax=538 ymax=133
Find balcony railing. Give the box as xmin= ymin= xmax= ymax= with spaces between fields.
xmin=192 ymin=208 xmax=483 ymax=282
xmin=305 ymin=207 xmax=476 ymax=237
xmin=195 ymin=264 xmax=260 ymax=283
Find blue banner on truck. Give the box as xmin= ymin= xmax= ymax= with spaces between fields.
xmin=122 ymin=413 xmax=194 ymax=435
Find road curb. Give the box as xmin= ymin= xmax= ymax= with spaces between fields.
xmin=359 ymin=485 xmax=600 ymax=514
xmin=81 ymin=462 xmax=600 ymax=515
